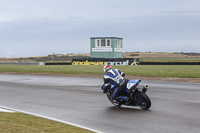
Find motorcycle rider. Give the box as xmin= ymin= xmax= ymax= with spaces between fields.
xmin=102 ymin=65 xmax=130 ymax=105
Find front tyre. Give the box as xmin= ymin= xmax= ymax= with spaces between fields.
xmin=107 ymin=94 xmax=122 ymax=107
xmin=133 ymin=91 xmax=151 ymax=110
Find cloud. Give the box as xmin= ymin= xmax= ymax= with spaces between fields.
xmin=1 ymin=0 xmax=200 ymax=57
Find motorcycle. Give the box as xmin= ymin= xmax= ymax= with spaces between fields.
xmin=106 ymin=79 xmax=151 ymax=110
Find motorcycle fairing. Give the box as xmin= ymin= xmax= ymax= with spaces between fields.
xmin=126 ymin=79 xmax=141 ymax=92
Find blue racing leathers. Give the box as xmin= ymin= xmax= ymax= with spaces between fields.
xmin=102 ymin=69 xmax=128 ymax=103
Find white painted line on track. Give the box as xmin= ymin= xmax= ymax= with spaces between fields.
xmin=0 ymin=106 xmax=103 ymax=133
xmin=0 ymin=107 xmax=16 ymax=112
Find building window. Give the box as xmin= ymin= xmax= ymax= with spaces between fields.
xmin=95 ymin=39 xmax=111 ymax=47
xmin=101 ymin=39 xmax=106 ymax=47
xmin=107 ymin=39 xmax=111 ymax=47
xmin=116 ymin=39 xmax=121 ymax=47
xmin=95 ymin=39 xmax=101 ymax=47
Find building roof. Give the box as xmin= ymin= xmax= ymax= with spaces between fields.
xmin=90 ymin=37 xmax=123 ymax=39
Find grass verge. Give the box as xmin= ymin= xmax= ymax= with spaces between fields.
xmin=0 ymin=112 xmax=94 ymax=133
xmin=0 ymin=65 xmax=200 ymax=78
xmin=141 ymin=57 xmax=200 ymax=62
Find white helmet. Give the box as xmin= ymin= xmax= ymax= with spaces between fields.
xmin=103 ymin=65 xmax=112 ymax=73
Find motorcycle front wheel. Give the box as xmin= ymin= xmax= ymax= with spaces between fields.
xmin=107 ymin=94 xmax=122 ymax=107
xmin=133 ymin=91 xmax=151 ymax=110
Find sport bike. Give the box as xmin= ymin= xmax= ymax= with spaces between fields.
xmin=106 ymin=79 xmax=151 ymax=110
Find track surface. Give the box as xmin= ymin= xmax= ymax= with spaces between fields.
xmin=0 ymin=74 xmax=200 ymax=133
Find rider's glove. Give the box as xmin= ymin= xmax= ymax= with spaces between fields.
xmin=102 ymin=83 xmax=110 ymax=93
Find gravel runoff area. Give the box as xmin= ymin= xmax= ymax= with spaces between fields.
xmin=0 ymin=72 xmax=200 ymax=83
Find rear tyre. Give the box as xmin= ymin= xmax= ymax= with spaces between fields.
xmin=107 ymin=94 xmax=122 ymax=107
xmin=133 ymin=91 xmax=151 ymax=110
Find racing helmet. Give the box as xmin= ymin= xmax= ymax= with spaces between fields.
xmin=103 ymin=65 xmax=112 ymax=73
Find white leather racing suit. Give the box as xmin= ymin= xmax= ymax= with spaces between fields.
xmin=102 ymin=69 xmax=128 ymax=102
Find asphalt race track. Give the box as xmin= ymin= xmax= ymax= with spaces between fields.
xmin=0 ymin=74 xmax=200 ymax=133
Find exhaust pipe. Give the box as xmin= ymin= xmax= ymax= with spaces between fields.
xmin=142 ymin=85 xmax=148 ymax=93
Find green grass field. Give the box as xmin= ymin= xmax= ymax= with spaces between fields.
xmin=0 ymin=65 xmax=200 ymax=78
xmin=0 ymin=112 xmax=94 ymax=133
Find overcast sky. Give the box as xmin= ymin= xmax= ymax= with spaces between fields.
xmin=1 ymin=0 xmax=200 ymax=57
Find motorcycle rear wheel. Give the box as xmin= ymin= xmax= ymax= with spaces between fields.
xmin=133 ymin=91 xmax=151 ymax=110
